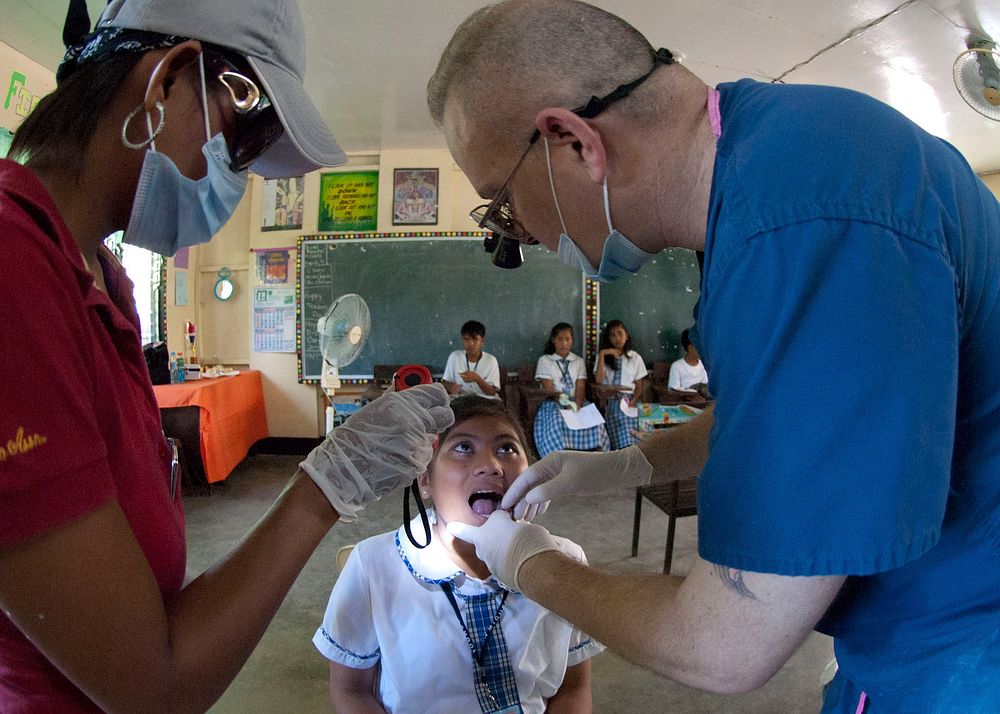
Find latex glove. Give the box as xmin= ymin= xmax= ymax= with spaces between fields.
xmin=502 ymin=445 xmax=653 ymax=520
xmin=447 ymin=511 xmax=560 ymax=591
xmin=300 ymin=383 xmax=453 ymax=521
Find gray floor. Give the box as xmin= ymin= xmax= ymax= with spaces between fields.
xmin=185 ymin=454 xmax=834 ymax=713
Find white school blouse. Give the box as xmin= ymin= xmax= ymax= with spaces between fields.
xmin=535 ymin=352 xmax=586 ymax=396
xmin=593 ymin=351 xmax=648 ymax=393
xmin=442 ymin=349 xmax=501 ymax=399
xmin=313 ymin=516 xmax=604 ymax=714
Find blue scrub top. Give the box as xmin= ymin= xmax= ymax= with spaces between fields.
xmin=692 ymin=79 xmax=1000 ymax=711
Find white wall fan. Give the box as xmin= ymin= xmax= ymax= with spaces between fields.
xmin=317 ymin=293 xmax=371 ymax=431
xmin=953 ymin=38 xmax=1000 ymax=121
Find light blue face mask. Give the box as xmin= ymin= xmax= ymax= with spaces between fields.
xmin=544 ymin=138 xmax=656 ymax=283
xmin=123 ymin=54 xmax=248 ymax=257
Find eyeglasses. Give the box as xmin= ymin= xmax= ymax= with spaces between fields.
xmin=204 ymin=50 xmax=285 ymax=172
xmin=471 ymin=47 xmax=675 ymax=267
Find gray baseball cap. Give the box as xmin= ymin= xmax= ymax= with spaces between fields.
xmin=97 ymin=0 xmax=347 ymax=178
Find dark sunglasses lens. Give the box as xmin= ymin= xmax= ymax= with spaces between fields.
xmin=230 ymin=105 xmax=284 ymax=171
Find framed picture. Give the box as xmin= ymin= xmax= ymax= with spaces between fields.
xmin=261 ymin=176 xmax=304 ymax=231
xmin=392 ymin=168 xmax=439 ymax=225
xmin=318 ymin=171 xmax=379 ymax=232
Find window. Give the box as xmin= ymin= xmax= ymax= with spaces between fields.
xmin=104 ymin=232 xmax=165 ymax=344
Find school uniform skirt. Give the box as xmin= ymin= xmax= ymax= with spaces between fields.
xmin=603 ymin=392 xmax=639 ymax=450
xmin=533 ymin=399 xmax=610 ymax=458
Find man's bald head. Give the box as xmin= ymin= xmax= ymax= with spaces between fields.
xmin=428 ymin=0 xmax=659 ymax=152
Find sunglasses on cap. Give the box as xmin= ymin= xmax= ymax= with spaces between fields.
xmin=471 ymin=47 xmax=675 ymax=269
xmin=203 ymin=49 xmax=284 ymax=172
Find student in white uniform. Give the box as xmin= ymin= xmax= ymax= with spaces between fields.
xmin=314 ymin=396 xmax=603 ymax=713
xmin=533 ymin=322 xmax=610 ymax=457
xmin=593 ymin=320 xmax=648 ymax=449
xmin=668 ymin=329 xmax=709 ymax=396
xmin=442 ymin=320 xmax=502 ymax=400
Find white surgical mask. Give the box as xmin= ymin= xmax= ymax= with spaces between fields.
xmin=123 ymin=54 xmax=248 ymax=257
xmin=544 ymin=138 xmax=655 ymax=283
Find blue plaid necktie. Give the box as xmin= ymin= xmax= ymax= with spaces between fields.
xmin=558 ymin=358 xmax=573 ymax=393
xmin=466 ymin=590 xmax=521 ymax=712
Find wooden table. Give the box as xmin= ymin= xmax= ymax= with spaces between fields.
xmin=153 ymin=370 xmax=269 ymax=484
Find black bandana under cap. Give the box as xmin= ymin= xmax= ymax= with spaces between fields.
xmin=56 ymin=0 xmax=187 ymax=84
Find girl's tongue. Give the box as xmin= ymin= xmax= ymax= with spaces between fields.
xmin=470 ymin=493 xmax=501 ymax=517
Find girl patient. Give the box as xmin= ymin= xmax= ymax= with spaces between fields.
xmin=313 ymin=396 xmax=603 ymax=713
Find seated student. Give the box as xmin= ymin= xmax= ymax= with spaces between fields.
xmin=593 ymin=320 xmax=648 ymax=450
xmin=533 ymin=322 xmax=610 ymax=458
xmin=668 ymin=328 xmax=710 ymax=399
xmin=314 ymin=396 xmax=603 ymax=713
xmin=442 ymin=320 xmax=501 ymax=400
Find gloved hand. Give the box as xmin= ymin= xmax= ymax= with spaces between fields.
xmin=501 ymin=445 xmax=653 ymax=520
xmin=300 ymin=383 xmax=453 ymax=521
xmin=447 ymin=511 xmax=560 ymax=591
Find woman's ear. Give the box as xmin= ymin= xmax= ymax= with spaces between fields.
xmin=534 ymin=106 xmax=607 ymax=184
xmin=139 ymin=39 xmax=204 ymax=112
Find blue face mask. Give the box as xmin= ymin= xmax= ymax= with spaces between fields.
xmin=544 ymin=138 xmax=656 ymax=283
xmin=123 ymin=54 xmax=248 ymax=257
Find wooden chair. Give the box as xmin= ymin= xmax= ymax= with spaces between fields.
xmin=513 ymin=363 xmax=559 ymax=458
xmin=631 ymin=477 xmax=699 ymax=573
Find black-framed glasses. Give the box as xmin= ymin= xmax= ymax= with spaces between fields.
xmin=471 ymin=47 xmax=675 ymax=268
xmin=204 ymin=50 xmax=285 ymax=172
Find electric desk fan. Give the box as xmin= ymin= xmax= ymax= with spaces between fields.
xmin=317 ymin=293 xmax=371 ymax=431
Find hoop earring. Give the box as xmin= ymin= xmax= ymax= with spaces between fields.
xmin=121 ymin=101 xmax=165 ymax=150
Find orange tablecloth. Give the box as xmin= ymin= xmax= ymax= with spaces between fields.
xmin=152 ymin=370 xmax=269 ymax=483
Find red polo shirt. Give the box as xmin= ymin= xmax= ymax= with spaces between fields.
xmin=0 ymin=160 xmax=186 ymax=711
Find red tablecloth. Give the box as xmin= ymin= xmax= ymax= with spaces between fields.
xmin=152 ymin=370 xmax=269 ymax=483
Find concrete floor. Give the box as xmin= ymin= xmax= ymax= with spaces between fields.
xmin=184 ymin=454 xmax=834 ymax=713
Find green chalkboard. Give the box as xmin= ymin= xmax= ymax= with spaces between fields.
xmin=597 ymin=248 xmax=701 ymax=365
xmin=298 ymin=237 xmax=585 ymax=380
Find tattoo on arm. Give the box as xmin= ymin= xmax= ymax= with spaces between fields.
xmin=712 ymin=564 xmax=757 ymax=599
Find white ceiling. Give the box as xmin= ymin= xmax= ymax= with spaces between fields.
xmin=5 ymin=0 xmax=999 ymax=172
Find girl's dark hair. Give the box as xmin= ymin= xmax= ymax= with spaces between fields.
xmin=9 ymin=52 xmax=143 ymax=177
xmin=436 ymin=395 xmax=534 ymax=464
xmin=542 ymin=322 xmax=573 ymax=355
xmin=599 ymin=319 xmax=634 ymax=368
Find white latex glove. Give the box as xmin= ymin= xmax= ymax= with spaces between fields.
xmin=447 ymin=511 xmax=560 ymax=591
xmin=502 ymin=445 xmax=653 ymax=520
xmin=300 ymin=383 xmax=453 ymax=521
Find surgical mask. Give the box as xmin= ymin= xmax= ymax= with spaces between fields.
xmin=544 ymin=138 xmax=655 ymax=283
xmin=123 ymin=55 xmax=248 ymax=257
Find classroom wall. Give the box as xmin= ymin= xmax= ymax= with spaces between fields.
xmin=0 ymin=41 xmax=54 ymax=134
xmin=166 ymin=148 xmax=1000 ymax=440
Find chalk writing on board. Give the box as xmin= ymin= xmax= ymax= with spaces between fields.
xmin=318 ymin=171 xmax=379 ymax=232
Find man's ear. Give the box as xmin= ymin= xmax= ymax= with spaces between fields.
xmin=534 ymin=107 xmax=607 ymax=184
xmin=139 ymin=39 xmax=203 ymax=112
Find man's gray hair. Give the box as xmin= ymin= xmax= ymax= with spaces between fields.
xmin=427 ymin=0 xmax=657 ymax=148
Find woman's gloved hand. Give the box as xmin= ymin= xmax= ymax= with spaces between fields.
xmin=299 ymin=383 xmax=453 ymax=521
xmin=501 ymin=445 xmax=653 ymax=520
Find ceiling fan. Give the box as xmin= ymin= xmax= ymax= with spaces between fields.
xmin=953 ymin=38 xmax=1000 ymax=121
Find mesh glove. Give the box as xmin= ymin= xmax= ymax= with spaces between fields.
xmin=501 ymin=445 xmax=653 ymax=520
xmin=300 ymin=383 xmax=453 ymax=521
xmin=447 ymin=511 xmax=560 ymax=591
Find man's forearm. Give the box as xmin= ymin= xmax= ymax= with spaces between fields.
xmin=638 ymin=406 xmax=713 ymax=484
xmin=518 ymin=551 xmax=686 ymax=678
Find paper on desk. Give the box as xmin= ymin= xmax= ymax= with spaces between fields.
xmin=619 ymin=397 xmax=638 ymax=418
xmin=559 ymin=403 xmax=605 ymax=430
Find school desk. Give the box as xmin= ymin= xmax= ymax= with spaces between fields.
xmin=152 ymin=370 xmax=269 ymax=484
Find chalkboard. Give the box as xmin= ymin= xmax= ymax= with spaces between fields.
xmin=597 ymin=248 xmax=701 ymax=365
xmin=299 ymin=237 xmax=585 ymax=380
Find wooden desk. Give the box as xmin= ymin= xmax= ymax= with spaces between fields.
xmin=153 ymin=370 xmax=269 ymax=484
